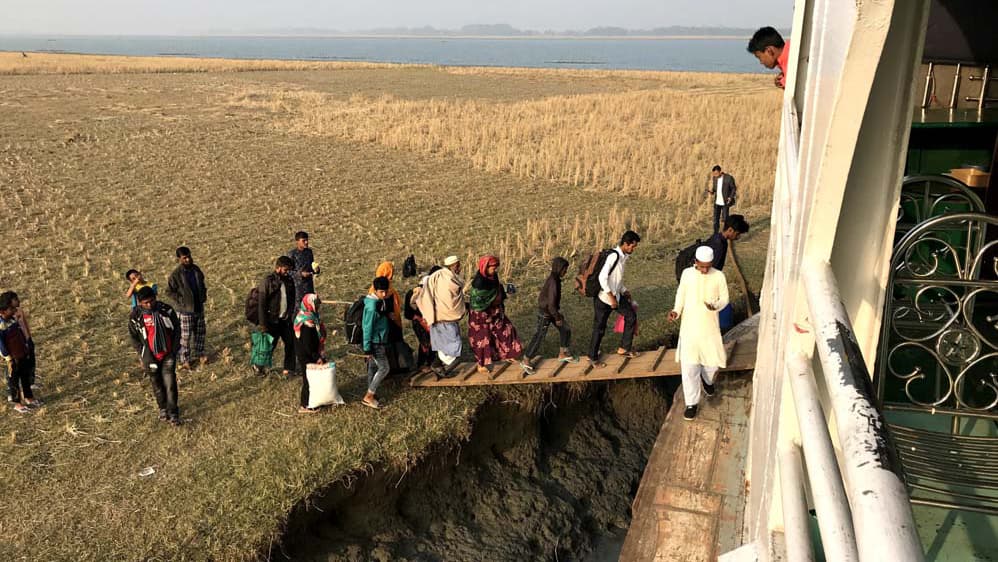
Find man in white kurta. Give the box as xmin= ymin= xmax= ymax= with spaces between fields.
xmin=668 ymin=246 xmax=729 ymax=420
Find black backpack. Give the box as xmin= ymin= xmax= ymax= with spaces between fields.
xmin=575 ymin=249 xmax=620 ymax=298
xmin=244 ymin=287 xmax=261 ymax=324
xmin=343 ymin=296 xmax=366 ymax=345
xmin=403 ymin=287 xmax=418 ymax=321
xmin=402 ymin=254 xmax=417 ymax=278
xmin=675 ymin=239 xmax=704 ymax=282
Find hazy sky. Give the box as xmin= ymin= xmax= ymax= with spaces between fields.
xmin=2 ymin=0 xmax=792 ymax=35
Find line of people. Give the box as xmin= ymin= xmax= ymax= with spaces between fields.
xmin=6 ymin=216 xmax=749 ymax=424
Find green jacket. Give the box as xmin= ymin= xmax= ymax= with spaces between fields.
xmin=362 ymin=295 xmax=388 ymax=352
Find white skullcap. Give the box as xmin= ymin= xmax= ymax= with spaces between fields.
xmin=443 ymin=255 xmax=460 ymax=266
xmin=695 ymin=246 xmax=714 ymax=263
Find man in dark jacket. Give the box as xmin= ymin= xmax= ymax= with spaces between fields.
xmin=256 ymin=256 xmax=297 ymax=376
xmin=287 ymin=231 xmax=319 ymax=309
xmin=165 ymin=246 xmax=207 ymax=370
xmin=524 ymin=257 xmax=576 ymax=362
xmin=128 ymin=287 xmax=183 ymax=426
xmin=707 ymin=165 xmax=738 ymax=233
xmin=705 ymin=214 xmax=750 ymax=272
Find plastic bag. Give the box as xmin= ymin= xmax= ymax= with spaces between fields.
xmin=250 ymin=331 xmax=275 ymax=367
xmin=306 ymin=362 xmax=345 ymax=409
xmin=614 ymin=299 xmax=638 ymax=334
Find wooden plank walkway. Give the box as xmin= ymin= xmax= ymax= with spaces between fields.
xmin=409 ymin=338 xmax=756 ymax=387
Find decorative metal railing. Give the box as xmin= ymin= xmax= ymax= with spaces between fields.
xmin=896 ymin=175 xmax=984 ymax=241
xmin=877 ymin=212 xmax=998 ymax=416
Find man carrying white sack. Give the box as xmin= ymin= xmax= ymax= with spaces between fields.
xmin=668 ymin=245 xmax=729 ymax=421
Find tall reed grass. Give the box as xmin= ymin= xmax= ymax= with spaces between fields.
xmin=261 ymin=87 xmax=780 ymax=206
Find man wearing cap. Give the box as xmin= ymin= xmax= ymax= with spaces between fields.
xmin=417 ymin=255 xmax=466 ymax=377
xmin=668 ymin=246 xmax=729 ymax=421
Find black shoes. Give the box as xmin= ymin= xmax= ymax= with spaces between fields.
xmin=702 ymin=379 xmax=716 ymax=397
xmin=684 ymin=405 xmax=698 ymax=421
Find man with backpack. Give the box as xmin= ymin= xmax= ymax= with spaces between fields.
xmin=255 ymin=256 xmax=297 ymax=376
xmin=587 ymin=231 xmax=640 ymax=368
xmin=706 ymin=165 xmax=737 ymax=234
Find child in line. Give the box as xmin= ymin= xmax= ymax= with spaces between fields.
xmin=125 ymin=269 xmax=157 ymax=309
xmin=362 ymin=276 xmax=391 ymax=410
xmin=1 ymin=291 xmax=40 ymax=413
xmin=524 ymin=257 xmax=577 ymax=363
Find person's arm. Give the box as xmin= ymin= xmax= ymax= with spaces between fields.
xmin=362 ymin=300 xmax=374 ymax=354
xmin=0 ymin=325 xmax=10 ymax=362
xmin=714 ymin=272 xmax=730 ymax=312
xmin=728 ymin=175 xmax=737 ymax=204
xmin=125 ymin=279 xmax=139 ymax=298
xmin=257 ymin=277 xmax=269 ymax=331
xmin=165 ymin=269 xmax=180 ymax=302
xmin=669 ymin=271 xmax=687 ymax=320
xmin=598 ymin=253 xmax=619 ymax=296
xmin=15 ymin=309 xmax=31 ymax=340
xmin=198 ymin=267 xmax=207 ymax=303
xmin=127 ymin=314 xmax=144 ymax=354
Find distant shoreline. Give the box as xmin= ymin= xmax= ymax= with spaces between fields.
xmin=0 ymin=33 xmax=750 ymax=41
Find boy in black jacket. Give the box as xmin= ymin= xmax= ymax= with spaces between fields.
xmin=128 ymin=287 xmax=183 ymax=426
xmin=524 ymin=257 xmax=577 ymax=362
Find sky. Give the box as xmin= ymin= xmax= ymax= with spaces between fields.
xmin=1 ymin=0 xmax=793 ymax=35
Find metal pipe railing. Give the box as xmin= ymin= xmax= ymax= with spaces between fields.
xmin=802 ymin=260 xmax=925 ymax=562
xmin=778 ymin=443 xmax=816 ymax=562
xmin=787 ymin=354 xmax=860 ymax=561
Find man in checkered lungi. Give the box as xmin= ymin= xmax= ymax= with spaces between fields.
xmin=166 ymin=246 xmax=208 ymax=370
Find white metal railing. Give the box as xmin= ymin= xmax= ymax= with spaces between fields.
xmin=796 ymin=260 xmax=925 ymax=562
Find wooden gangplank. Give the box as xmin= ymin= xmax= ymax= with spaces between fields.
xmin=409 ymin=338 xmax=756 ymax=387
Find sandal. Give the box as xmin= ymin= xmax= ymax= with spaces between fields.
xmin=362 ymin=398 xmax=381 ymax=410
xmin=617 ymin=350 xmax=641 ymax=359
xmin=298 ymin=406 xmax=320 ymax=414
xmin=558 ymin=355 xmax=580 ymax=363
xmin=12 ymin=403 xmax=30 ymax=414
xmin=588 ymin=359 xmax=607 ymax=369
xmin=518 ymin=361 xmax=536 ymax=375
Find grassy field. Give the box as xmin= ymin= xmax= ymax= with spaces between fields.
xmin=0 ymin=53 xmax=777 ymax=560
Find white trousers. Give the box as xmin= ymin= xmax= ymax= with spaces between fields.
xmin=681 ymin=362 xmax=719 ymax=407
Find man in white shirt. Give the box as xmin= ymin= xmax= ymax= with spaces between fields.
xmin=707 ymin=165 xmax=737 ymax=233
xmin=588 ymin=230 xmax=641 ymax=367
xmin=668 ymin=246 xmax=729 ymax=420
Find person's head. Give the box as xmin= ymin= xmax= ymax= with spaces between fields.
xmin=176 ymin=246 xmax=193 ymax=266
xmin=552 ymin=257 xmax=570 ymax=279
xmin=722 ymin=214 xmax=750 ymax=241
xmin=694 ymin=246 xmax=714 ymax=274
xmin=372 ymin=276 xmax=390 ymax=299
xmin=620 ymin=230 xmax=641 ymax=255
xmin=124 ymin=269 xmax=144 ymax=284
xmin=375 ymin=261 xmax=395 ymax=282
xmin=135 ymin=286 xmax=157 ymax=310
xmin=302 ymin=293 xmax=320 ymax=312
xmin=478 ymin=255 xmax=499 ymax=279
xmin=275 ymin=256 xmax=294 ymax=276
xmin=294 ymin=231 xmax=309 ymax=251
xmin=0 ymin=291 xmax=16 ymax=318
xmin=711 ymin=165 xmax=723 ymax=179
xmin=443 ymin=255 xmax=461 ymax=274
xmin=747 ymin=27 xmax=785 ymax=69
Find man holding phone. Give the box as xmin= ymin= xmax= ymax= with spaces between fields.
xmin=668 ymin=246 xmax=729 ymax=421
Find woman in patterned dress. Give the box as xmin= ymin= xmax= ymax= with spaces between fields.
xmin=467 ymin=255 xmax=533 ymax=376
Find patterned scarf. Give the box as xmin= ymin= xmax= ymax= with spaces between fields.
xmin=469 ymin=255 xmax=501 ymax=312
xmin=293 ymin=293 xmax=326 ymax=344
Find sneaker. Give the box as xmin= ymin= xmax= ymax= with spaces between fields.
xmin=702 ymin=379 xmax=716 ymax=397
xmin=683 ymin=405 xmax=698 ymax=421
xmin=519 ymin=361 xmax=536 ymax=375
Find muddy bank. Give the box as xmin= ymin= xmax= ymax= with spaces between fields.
xmin=279 ymin=380 xmax=675 ymax=561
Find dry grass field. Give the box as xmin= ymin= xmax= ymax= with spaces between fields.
xmin=0 ymin=53 xmax=777 ymax=560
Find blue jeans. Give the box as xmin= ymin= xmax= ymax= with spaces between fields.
xmin=366 ymin=344 xmax=390 ymax=393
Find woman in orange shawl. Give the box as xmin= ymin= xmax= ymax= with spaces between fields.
xmin=369 ymin=261 xmax=403 ymax=333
